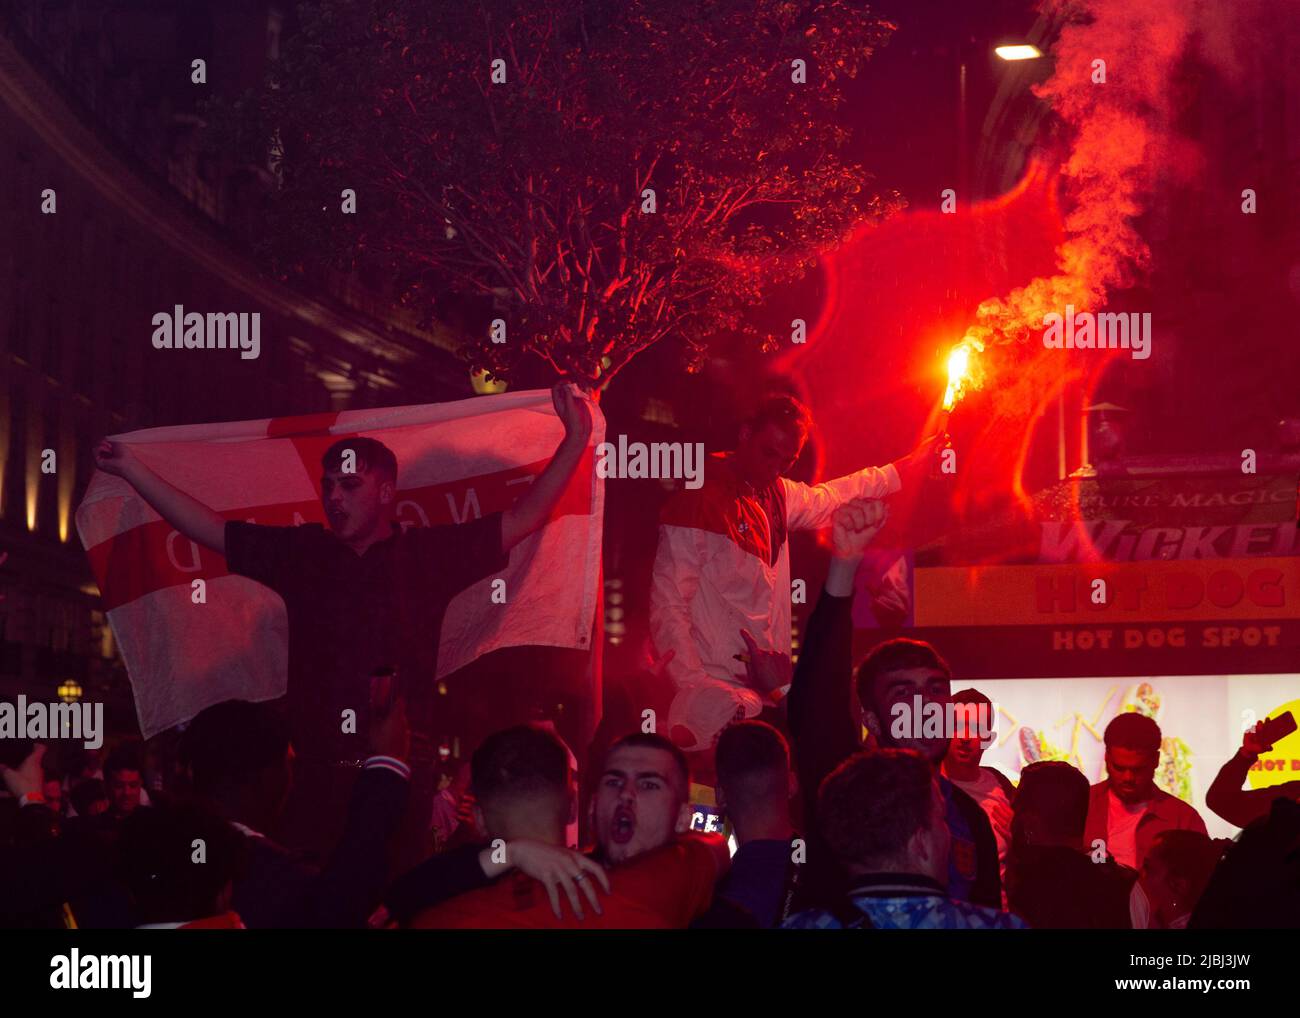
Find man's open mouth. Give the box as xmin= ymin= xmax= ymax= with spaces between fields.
xmin=611 ymin=807 xmax=636 ymax=844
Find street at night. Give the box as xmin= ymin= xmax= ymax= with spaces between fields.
xmin=0 ymin=0 xmax=1297 ymax=1004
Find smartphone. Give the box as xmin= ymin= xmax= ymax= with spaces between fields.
xmin=1253 ymin=711 xmax=1297 ymax=748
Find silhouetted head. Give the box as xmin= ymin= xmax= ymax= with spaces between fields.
xmin=470 ymin=724 xmax=574 ymax=843
xmin=1013 ymin=761 xmax=1090 ymax=850
xmin=819 ymin=749 xmax=950 ymax=883
xmin=714 ymin=720 xmax=795 ymax=833
xmin=182 ymin=700 xmax=294 ymax=827
xmin=1140 ymin=829 xmax=1222 ymax=925
xmin=119 ymin=801 xmax=246 ymax=925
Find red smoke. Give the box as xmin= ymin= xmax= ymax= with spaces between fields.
xmin=794 ymin=0 xmax=1224 ymax=546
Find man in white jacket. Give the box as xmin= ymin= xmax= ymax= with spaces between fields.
xmin=649 ymin=394 xmax=928 ymax=752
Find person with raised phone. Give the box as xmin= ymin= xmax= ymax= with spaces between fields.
xmin=93 ymin=382 xmax=596 ymax=856
xmin=1206 ymin=710 xmax=1300 ymax=830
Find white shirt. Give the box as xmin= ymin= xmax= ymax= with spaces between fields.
xmin=1107 ymin=790 xmax=1148 ymax=869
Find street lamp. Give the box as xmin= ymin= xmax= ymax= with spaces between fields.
xmin=58 ymin=679 xmax=82 ymax=703
xmin=995 ymin=44 xmax=1043 ymax=61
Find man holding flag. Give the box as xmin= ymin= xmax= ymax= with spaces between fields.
xmin=92 ymin=383 xmax=596 ymax=855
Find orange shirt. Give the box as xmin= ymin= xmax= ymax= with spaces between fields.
xmin=410 ymin=837 xmax=721 ymax=929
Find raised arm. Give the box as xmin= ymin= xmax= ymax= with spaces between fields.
xmin=782 ymin=434 xmax=937 ymax=532
xmin=787 ymin=499 xmax=888 ymax=819
xmin=1207 ymin=727 xmax=1300 ymax=830
xmin=501 ymin=383 xmax=595 ymax=552
xmin=94 ymin=439 xmax=226 ymax=555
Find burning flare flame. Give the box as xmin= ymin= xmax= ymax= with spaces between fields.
xmin=941 ymin=337 xmax=985 ymax=412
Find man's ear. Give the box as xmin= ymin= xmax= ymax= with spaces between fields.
xmin=909 ymin=821 xmax=944 ymax=870
xmin=905 ymin=826 xmax=929 ymax=867
xmin=675 ymin=800 xmax=693 ymax=835
xmin=861 ymin=709 xmax=883 ymax=745
xmin=566 ymin=788 xmax=577 ymax=826
xmin=379 ymin=479 xmax=395 ymax=506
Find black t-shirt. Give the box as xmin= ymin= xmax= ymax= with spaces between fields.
xmin=224 ymin=513 xmax=508 ymax=761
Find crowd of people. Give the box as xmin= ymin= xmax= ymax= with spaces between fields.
xmin=1 ymin=388 xmax=1297 ymax=929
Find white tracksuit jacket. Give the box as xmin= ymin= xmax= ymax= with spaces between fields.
xmin=649 ymin=452 xmax=901 ymax=749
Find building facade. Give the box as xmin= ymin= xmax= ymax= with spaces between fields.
xmin=0 ymin=2 xmax=474 ymax=723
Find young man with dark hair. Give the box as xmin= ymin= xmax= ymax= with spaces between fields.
xmin=320 ymin=436 xmax=398 ymax=491
xmin=787 ymin=499 xmax=1002 ymax=909
xmin=409 ymin=726 xmax=726 ymax=928
xmin=104 ymin=743 xmax=146 ymax=820
xmin=649 ymin=392 xmax=934 ymax=752
xmin=942 ymin=687 xmax=1015 ymax=902
xmin=589 ymin=732 xmax=696 ymax=865
xmin=95 ymin=383 xmax=595 ymax=854
xmin=1084 ymin=712 xmax=1206 ymax=871
xmin=1006 ymin=761 xmax=1134 ymax=929
xmin=705 ymin=720 xmax=798 ymax=927
xmin=785 ymin=750 xmax=1022 ymax=929
xmin=182 ymin=695 xmax=411 ymax=928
